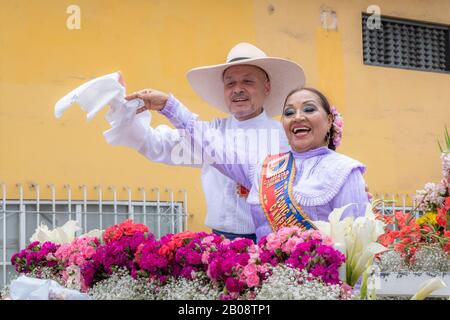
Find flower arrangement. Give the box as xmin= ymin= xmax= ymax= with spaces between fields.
xmin=11 ymin=241 xmax=60 ymax=274
xmin=376 ymin=129 xmax=450 ymax=263
xmin=54 ymin=236 xmax=100 ymax=291
xmin=205 ymin=237 xmax=265 ymax=299
xmin=258 ymin=227 xmax=344 ymax=285
xmin=102 ymin=219 xmax=149 ymax=244
xmin=82 ymin=231 xmax=148 ymax=289
xmin=10 ymin=221 xmax=352 ymax=300
xmin=376 ymin=208 xmax=450 ymax=260
xmin=369 ymin=130 xmax=450 ymax=300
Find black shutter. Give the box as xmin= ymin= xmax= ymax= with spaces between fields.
xmin=362 ymin=13 xmax=450 ymax=73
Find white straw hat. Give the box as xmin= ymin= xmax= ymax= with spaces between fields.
xmin=187 ymin=42 xmax=305 ymax=117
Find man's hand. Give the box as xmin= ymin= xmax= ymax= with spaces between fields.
xmin=125 ymin=89 xmax=169 ymax=114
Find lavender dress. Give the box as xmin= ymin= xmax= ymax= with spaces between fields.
xmin=161 ymin=95 xmax=369 ymax=241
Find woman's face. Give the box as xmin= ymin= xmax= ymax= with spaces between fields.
xmin=282 ymin=90 xmax=332 ymax=153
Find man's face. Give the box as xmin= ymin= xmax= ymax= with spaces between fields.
xmin=223 ymin=65 xmax=270 ymax=121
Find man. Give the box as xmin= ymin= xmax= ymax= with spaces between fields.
xmin=104 ymin=43 xmax=305 ymax=241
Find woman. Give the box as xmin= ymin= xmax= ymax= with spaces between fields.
xmin=130 ymin=87 xmax=369 ymax=242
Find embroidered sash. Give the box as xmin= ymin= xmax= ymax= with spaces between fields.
xmin=259 ymin=152 xmax=316 ymax=231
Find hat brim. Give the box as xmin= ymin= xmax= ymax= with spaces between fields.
xmin=187 ymin=57 xmax=305 ymax=117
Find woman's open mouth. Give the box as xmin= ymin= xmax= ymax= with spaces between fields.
xmin=291 ymin=125 xmax=311 ymax=137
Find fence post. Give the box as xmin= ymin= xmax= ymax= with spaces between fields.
xmin=2 ymin=183 xmax=7 ymax=286
xmin=30 ymin=183 xmax=40 ymax=227
xmin=139 ymin=187 xmax=147 ymax=226
xmin=64 ymin=184 xmax=72 ymax=221
xmin=109 ymin=186 xmax=117 ymax=225
xmin=124 ymin=186 xmax=133 ymax=221
xmin=179 ymin=189 xmax=188 ymax=232
xmin=151 ymin=188 xmax=161 ymax=239
xmin=95 ymin=186 xmax=103 ymax=230
xmin=47 ymin=184 xmax=56 ymax=229
xmin=79 ymin=185 xmax=87 ymax=233
xmin=166 ymin=188 xmax=175 ymax=234
xmin=75 ymin=204 xmax=82 ymax=237
xmin=17 ymin=184 xmax=26 ymax=250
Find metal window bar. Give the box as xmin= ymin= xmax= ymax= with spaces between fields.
xmin=362 ymin=13 xmax=450 ymax=73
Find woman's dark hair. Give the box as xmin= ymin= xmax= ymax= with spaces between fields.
xmin=283 ymin=87 xmax=336 ymax=150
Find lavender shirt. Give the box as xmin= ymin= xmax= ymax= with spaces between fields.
xmin=161 ymin=95 xmax=369 ymax=241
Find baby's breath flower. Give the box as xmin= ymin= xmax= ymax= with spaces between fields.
xmin=155 ymin=273 xmax=220 ymax=300
xmin=376 ymin=246 xmax=450 ymax=273
xmin=254 ymin=265 xmax=350 ymax=300
xmin=88 ymin=269 xmax=158 ymax=300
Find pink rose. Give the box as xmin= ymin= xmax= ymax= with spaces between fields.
xmin=243 ymin=263 xmax=257 ymax=277
xmin=248 ymin=244 xmax=258 ymax=254
xmin=322 ymin=235 xmax=334 ymax=246
xmin=282 ymin=237 xmax=301 ymax=254
xmin=246 ymin=273 xmax=260 ymax=287
xmin=201 ymin=236 xmax=214 ymax=245
xmin=75 ymin=255 xmax=85 ymax=266
xmin=311 ymin=230 xmax=323 ymax=240
xmin=266 ymin=233 xmax=277 ymax=243
xmin=83 ymin=246 xmax=95 ymax=258
xmin=201 ymin=251 xmax=210 ymax=264
xmin=267 ymin=238 xmax=281 ymax=251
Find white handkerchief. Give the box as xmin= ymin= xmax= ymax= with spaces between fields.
xmin=10 ymin=275 xmax=91 ymax=300
xmin=54 ymin=71 xmax=145 ymax=126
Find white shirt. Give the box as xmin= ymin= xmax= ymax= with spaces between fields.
xmin=104 ymin=95 xmax=289 ymax=234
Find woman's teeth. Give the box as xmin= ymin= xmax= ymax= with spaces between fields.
xmin=292 ymin=127 xmax=311 ymax=134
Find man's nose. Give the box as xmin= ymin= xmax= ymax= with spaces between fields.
xmin=232 ymin=85 xmax=244 ymax=94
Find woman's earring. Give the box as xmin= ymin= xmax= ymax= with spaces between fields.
xmin=326 ymin=131 xmax=331 ymax=146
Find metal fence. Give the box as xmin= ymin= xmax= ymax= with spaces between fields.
xmin=0 ymin=183 xmax=188 ymax=288
xmin=371 ymin=192 xmax=422 ymax=217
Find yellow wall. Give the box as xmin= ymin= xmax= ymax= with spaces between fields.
xmin=1 ymin=0 xmax=449 ymax=232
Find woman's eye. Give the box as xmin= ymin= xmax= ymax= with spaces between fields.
xmin=283 ymin=108 xmax=296 ymax=117
xmin=303 ymin=105 xmax=316 ymax=113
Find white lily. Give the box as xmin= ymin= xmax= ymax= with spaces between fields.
xmin=313 ymin=203 xmax=387 ymax=287
xmin=29 ymin=220 xmax=81 ymax=244
xmin=411 ymin=278 xmax=447 ymax=300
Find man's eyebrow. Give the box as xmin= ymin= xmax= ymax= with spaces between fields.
xmin=223 ymin=73 xmax=257 ymax=79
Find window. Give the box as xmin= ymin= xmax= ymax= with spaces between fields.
xmin=362 ymin=13 xmax=450 ymax=73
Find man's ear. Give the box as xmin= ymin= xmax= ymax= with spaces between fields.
xmin=265 ymin=80 xmax=271 ymax=96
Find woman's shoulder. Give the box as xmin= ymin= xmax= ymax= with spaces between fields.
xmin=294 ymin=150 xmax=366 ymax=207
xmin=322 ymin=150 xmax=366 ymax=173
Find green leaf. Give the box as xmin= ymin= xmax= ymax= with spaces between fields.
xmin=445 ymin=126 xmax=450 ymax=150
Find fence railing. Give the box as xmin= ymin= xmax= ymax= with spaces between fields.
xmin=371 ymin=192 xmax=422 ymax=217
xmin=0 ymin=182 xmax=189 ymax=288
